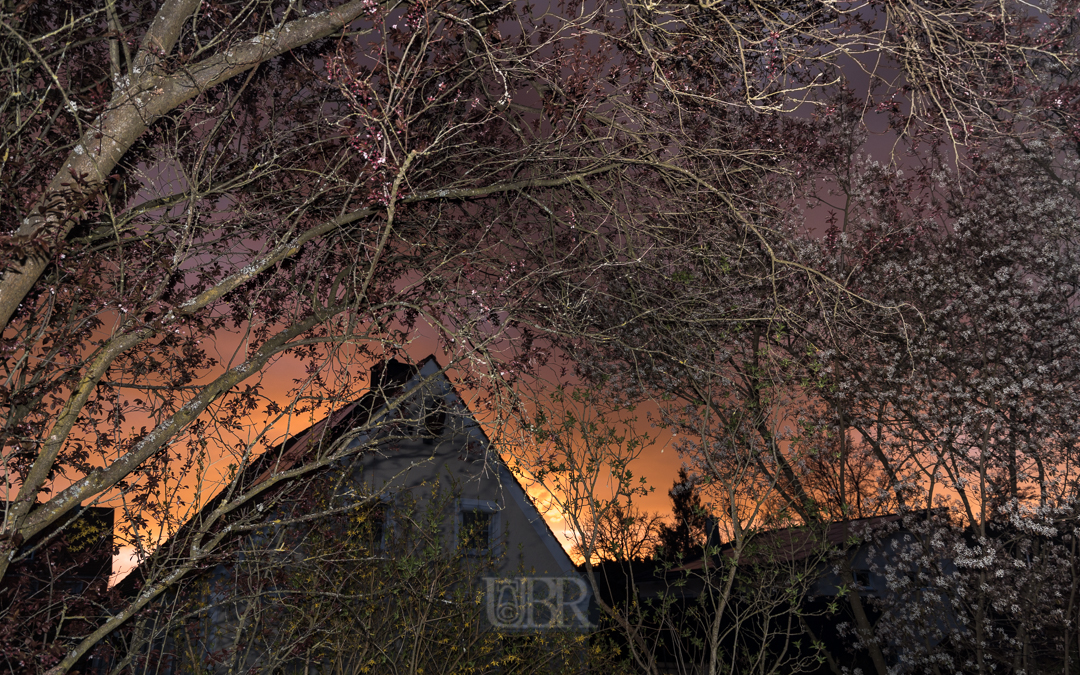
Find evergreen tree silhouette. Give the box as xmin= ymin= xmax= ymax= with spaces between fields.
xmin=657 ymin=468 xmax=708 ymax=560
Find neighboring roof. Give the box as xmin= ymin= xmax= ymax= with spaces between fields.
xmin=676 ymin=514 xmax=904 ymax=571
xmin=119 ymin=355 xmax=577 ymax=590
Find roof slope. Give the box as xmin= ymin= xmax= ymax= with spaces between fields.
xmin=677 ymin=514 xmax=905 ymax=571
xmin=119 ymin=355 xmax=576 ymax=591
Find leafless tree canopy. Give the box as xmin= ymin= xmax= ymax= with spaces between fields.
xmin=2 ymin=0 xmax=1079 ymax=671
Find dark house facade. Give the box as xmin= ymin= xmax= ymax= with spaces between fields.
xmin=119 ymin=356 xmax=589 ymax=673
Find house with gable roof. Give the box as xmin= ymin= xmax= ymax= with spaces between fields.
xmin=120 ymin=355 xmax=590 ymax=673
xmin=342 ymin=356 xmax=582 ymax=585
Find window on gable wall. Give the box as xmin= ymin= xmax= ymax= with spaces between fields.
xmin=423 ymin=404 xmax=446 ymax=445
xmin=341 ymin=493 xmax=389 ymax=553
xmin=459 ymin=499 xmax=499 ymax=555
xmin=462 ymin=511 xmax=491 ymax=550
xmin=368 ymin=503 xmax=388 ymax=551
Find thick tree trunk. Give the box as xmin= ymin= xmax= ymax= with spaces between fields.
xmin=0 ymin=0 xmax=371 ymax=331
xmin=839 ymin=561 xmax=889 ymax=675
